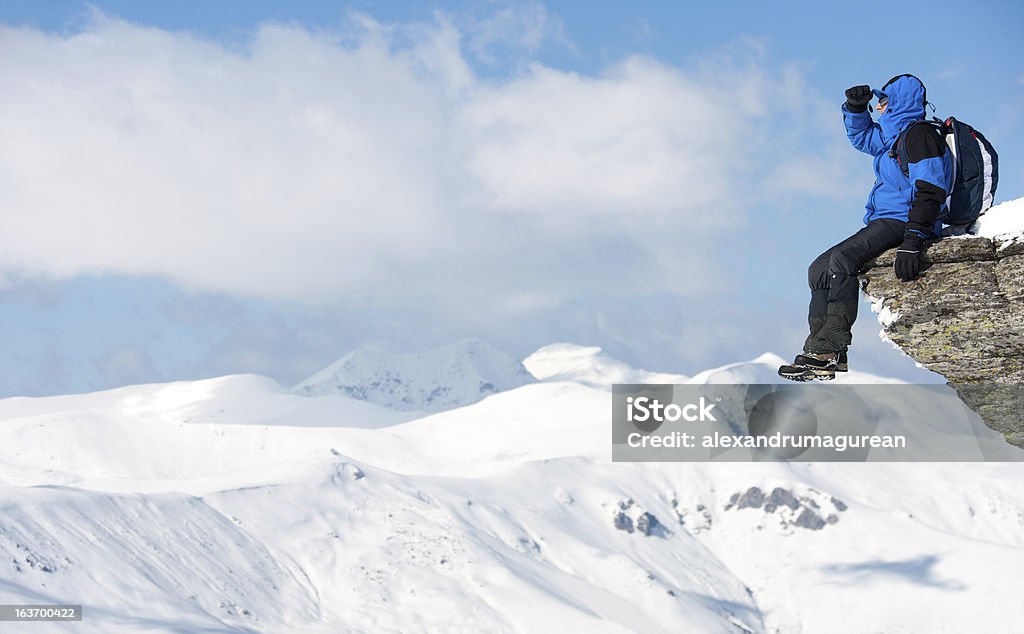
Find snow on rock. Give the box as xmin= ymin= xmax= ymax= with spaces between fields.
xmin=973 ymin=196 xmax=1024 ymax=244
xmin=524 ymin=343 xmax=688 ymax=386
xmin=866 ymin=291 xmax=908 ymax=355
xmin=292 ymin=338 xmax=535 ymax=413
xmin=867 ymin=293 xmax=901 ymax=328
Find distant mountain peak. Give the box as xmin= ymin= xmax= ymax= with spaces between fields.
xmin=523 ymin=343 xmax=689 ymax=387
xmin=292 ymin=338 xmax=535 ymax=413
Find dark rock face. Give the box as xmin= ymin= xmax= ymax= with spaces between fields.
xmin=764 ymin=487 xmax=800 ymax=513
xmin=860 ymin=235 xmax=1024 ymax=447
xmin=613 ymin=499 xmax=669 ymax=537
xmin=634 ymin=514 xmax=667 ymax=536
xmin=793 ymin=508 xmax=826 ymax=531
xmin=733 ymin=487 xmax=765 ymax=510
xmin=614 ymin=511 xmax=634 ymax=533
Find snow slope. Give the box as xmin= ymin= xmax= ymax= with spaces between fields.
xmin=525 ymin=346 xmax=902 ymax=386
xmin=293 ymin=338 xmax=535 ymax=412
xmin=2 ymin=344 xmax=1024 ymax=633
xmin=686 ymin=352 xmax=905 ymax=385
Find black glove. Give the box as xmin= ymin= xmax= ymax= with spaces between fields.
xmin=844 ymin=85 xmax=872 ymax=113
xmin=894 ymin=233 xmax=924 ymax=282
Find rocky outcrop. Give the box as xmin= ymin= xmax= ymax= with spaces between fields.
xmin=860 ymin=234 xmax=1024 ymax=447
xmin=724 ymin=487 xmax=842 ymax=530
xmin=613 ymin=498 xmax=670 ymax=537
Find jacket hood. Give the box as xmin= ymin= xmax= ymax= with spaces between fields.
xmin=877 ymin=74 xmax=927 ymax=145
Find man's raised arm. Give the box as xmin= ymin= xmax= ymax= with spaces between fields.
xmin=843 ymin=85 xmax=884 ymax=156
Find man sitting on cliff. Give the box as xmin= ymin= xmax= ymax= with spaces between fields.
xmin=779 ymin=74 xmax=952 ymax=381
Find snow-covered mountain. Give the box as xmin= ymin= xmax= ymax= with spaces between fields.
xmin=292 ymin=338 xmax=535 ymax=412
xmin=524 ymin=343 xmax=690 ymax=386
xmin=2 ymin=344 xmax=1024 ymax=632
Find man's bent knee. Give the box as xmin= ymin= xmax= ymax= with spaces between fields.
xmin=808 ymin=252 xmax=832 ymax=290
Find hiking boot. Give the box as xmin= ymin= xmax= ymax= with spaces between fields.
xmin=837 ymin=350 xmax=848 ymax=372
xmin=778 ymin=352 xmax=839 ymax=382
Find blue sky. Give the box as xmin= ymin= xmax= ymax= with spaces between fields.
xmin=1 ymin=0 xmax=1022 ymax=396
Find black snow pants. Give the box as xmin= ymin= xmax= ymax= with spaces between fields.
xmin=803 ymin=218 xmax=905 ymax=354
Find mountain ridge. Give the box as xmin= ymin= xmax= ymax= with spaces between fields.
xmin=292 ymin=337 xmax=536 ymax=413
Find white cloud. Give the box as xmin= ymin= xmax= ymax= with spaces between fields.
xmin=461 ymin=57 xmax=743 ymax=222
xmin=0 ymin=12 xmax=846 ymax=308
xmin=461 ymin=1 xmax=568 ymax=63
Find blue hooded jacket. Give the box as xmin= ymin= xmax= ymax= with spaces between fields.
xmin=842 ymin=75 xmax=952 ymax=235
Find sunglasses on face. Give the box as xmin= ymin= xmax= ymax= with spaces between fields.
xmin=872 ymin=89 xmax=888 ymax=108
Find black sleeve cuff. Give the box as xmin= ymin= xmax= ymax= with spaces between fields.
xmin=906 ymin=179 xmax=947 ymax=235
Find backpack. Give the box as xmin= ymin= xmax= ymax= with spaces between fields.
xmin=894 ymin=116 xmax=999 ymax=227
